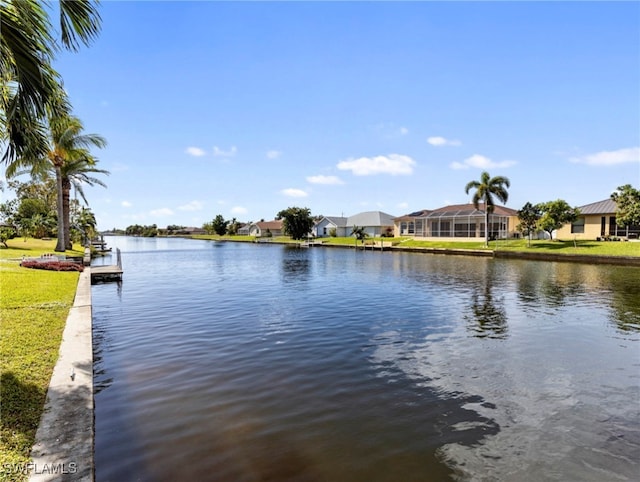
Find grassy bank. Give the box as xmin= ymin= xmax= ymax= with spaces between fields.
xmin=0 ymin=239 xmax=83 ymax=481
xmin=399 ymin=238 xmax=640 ymax=257
xmin=191 ymin=234 xmax=639 ymax=257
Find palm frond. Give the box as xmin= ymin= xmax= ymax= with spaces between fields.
xmin=59 ymin=0 xmax=102 ymax=52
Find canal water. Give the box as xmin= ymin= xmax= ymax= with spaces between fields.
xmin=92 ymin=237 xmax=639 ymax=481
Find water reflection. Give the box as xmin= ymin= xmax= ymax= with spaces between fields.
xmin=464 ymin=262 xmax=508 ymax=339
xmin=607 ymin=267 xmax=640 ymax=332
xmin=280 ymin=245 xmax=312 ymax=283
xmin=92 ymin=240 xmax=640 ymax=482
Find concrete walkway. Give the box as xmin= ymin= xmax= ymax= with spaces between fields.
xmin=29 ymin=268 xmax=93 ymax=481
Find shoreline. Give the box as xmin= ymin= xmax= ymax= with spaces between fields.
xmin=29 ymin=269 xmax=93 ymax=482
xmin=206 ymin=237 xmax=640 ymax=267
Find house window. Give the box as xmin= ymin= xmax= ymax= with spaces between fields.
xmin=408 ymin=222 xmax=415 ymax=234
xmin=416 ymin=220 xmax=423 ymax=236
xmin=323 ymin=227 xmax=327 ymax=235
xmin=571 ymin=218 xmax=585 ymax=234
xmin=401 ymin=222 xmax=407 ymax=234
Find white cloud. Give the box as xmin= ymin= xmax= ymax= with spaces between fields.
xmin=186 ymin=146 xmax=206 ymax=157
xmin=397 ymin=202 xmax=409 ymax=209
xmin=213 ymin=146 xmax=237 ymax=157
xmin=266 ymin=150 xmax=282 ymax=159
xmin=281 ymin=188 xmax=308 ymax=198
xmin=231 ymin=206 xmax=248 ymax=215
xmin=337 ymin=154 xmax=416 ymax=176
xmin=150 ymin=208 xmax=174 ymax=217
xmin=569 ymin=147 xmax=640 ymax=166
xmin=399 ymin=127 xmax=409 ymax=136
xmin=178 ymin=200 xmax=203 ymax=211
xmin=450 ymin=154 xmax=516 ymax=170
xmin=427 ymin=136 xmax=461 ymax=147
xmin=121 ymin=201 xmax=132 ymax=208
xmin=306 ymin=175 xmax=344 ymax=185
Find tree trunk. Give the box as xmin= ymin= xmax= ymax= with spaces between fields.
xmin=54 ymin=164 xmax=65 ymax=252
xmin=484 ymin=207 xmax=489 ymax=247
xmin=62 ymin=177 xmax=72 ymax=249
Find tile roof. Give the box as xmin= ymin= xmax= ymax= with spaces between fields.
xmin=398 ymin=203 xmax=517 ymax=218
xmin=394 ymin=209 xmax=432 ymax=220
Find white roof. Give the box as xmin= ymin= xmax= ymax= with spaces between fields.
xmin=346 ymin=211 xmax=396 ymax=227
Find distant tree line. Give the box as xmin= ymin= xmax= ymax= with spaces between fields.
xmin=122 ymin=182 xmax=639 ymax=244
xmin=125 ymin=224 xmax=158 ymax=237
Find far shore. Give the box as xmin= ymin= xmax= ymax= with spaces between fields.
xmin=184 ymin=234 xmax=640 ymax=267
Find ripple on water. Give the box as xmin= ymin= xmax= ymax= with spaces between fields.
xmin=92 ymin=239 xmax=640 ymax=482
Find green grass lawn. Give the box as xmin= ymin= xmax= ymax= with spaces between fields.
xmin=0 ymin=239 xmax=83 ymax=482
xmin=399 ymin=238 xmax=640 ymax=257
xmin=192 ymin=234 xmax=639 ymax=257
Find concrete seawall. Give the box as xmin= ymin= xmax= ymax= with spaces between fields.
xmin=389 ymin=245 xmax=640 ymax=266
xmin=30 ymin=268 xmax=93 ymax=482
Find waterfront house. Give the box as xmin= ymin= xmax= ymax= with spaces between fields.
xmin=313 ymin=216 xmax=348 ymax=237
xmin=248 ymin=220 xmax=284 ymax=237
xmin=394 ymin=203 xmax=519 ymax=240
xmin=313 ymin=211 xmax=396 ymax=238
xmin=555 ymin=199 xmax=640 ymax=240
xmin=347 ymin=211 xmax=396 ymax=237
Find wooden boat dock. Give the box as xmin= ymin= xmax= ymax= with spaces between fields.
xmin=90 ymin=247 xmax=123 ymax=283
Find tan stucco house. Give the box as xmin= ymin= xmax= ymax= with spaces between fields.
xmin=556 ymin=199 xmax=640 ymax=240
xmin=248 ymin=220 xmax=284 ymax=237
xmin=394 ymin=203 xmax=519 ymax=240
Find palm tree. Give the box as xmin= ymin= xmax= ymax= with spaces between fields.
xmin=351 ymin=225 xmax=367 ymax=247
xmin=61 ymin=157 xmax=108 ymax=248
xmin=1 ymin=0 xmax=102 ymax=163
xmin=6 ymin=114 xmax=106 ymax=251
xmin=73 ymin=207 xmax=97 ymax=246
xmin=465 ymin=171 xmax=511 ymax=247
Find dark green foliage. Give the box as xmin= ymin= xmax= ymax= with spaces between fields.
xmin=517 ymin=202 xmax=542 ymax=246
xmin=0 ymin=226 xmax=17 ymax=247
xmin=276 ymin=207 xmax=314 ymax=240
xmin=125 ymin=224 xmax=158 ymax=237
xmin=611 ymin=184 xmax=640 ymax=228
xmin=351 ymin=225 xmax=367 ymax=245
xmin=536 ymin=200 xmax=580 ymax=240
xmin=212 ymin=214 xmax=229 ymax=236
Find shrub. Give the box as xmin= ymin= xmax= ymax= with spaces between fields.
xmin=20 ymin=260 xmax=84 ymax=272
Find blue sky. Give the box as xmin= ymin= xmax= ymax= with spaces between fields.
xmin=30 ymin=1 xmax=640 ymax=229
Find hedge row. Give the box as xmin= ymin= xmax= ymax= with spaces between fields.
xmin=20 ymin=260 xmax=85 ymax=272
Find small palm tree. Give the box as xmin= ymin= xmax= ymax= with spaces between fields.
xmin=73 ymin=207 xmax=97 ymax=246
xmin=61 ymin=157 xmax=108 ymax=248
xmin=465 ymin=171 xmax=510 ymax=247
xmin=351 ymin=225 xmax=368 ymax=247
